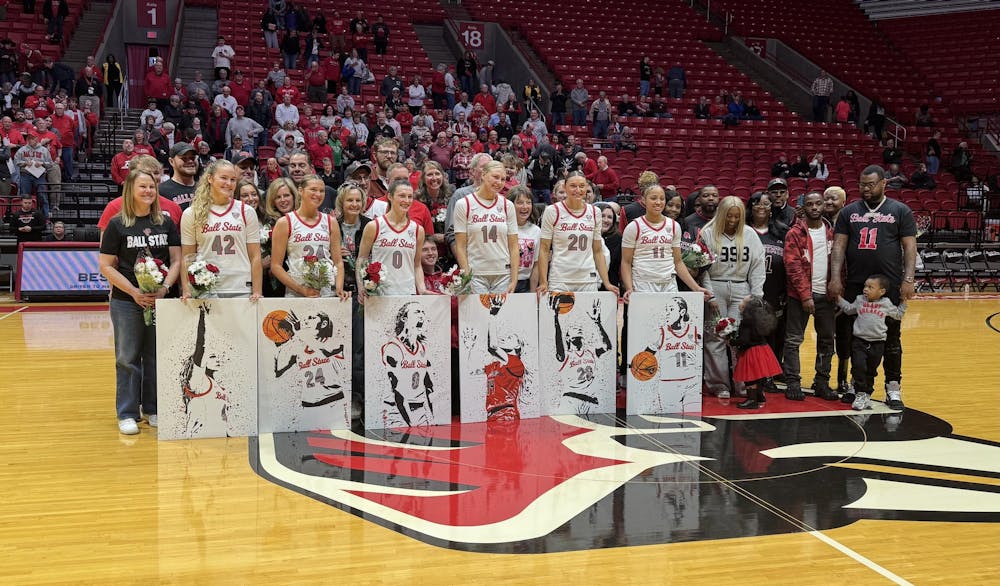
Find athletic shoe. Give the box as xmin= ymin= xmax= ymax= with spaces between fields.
xmin=840 ymin=382 xmax=855 ymax=404
xmin=813 ymin=383 xmax=839 ymax=401
xmin=762 ymin=378 xmax=781 ymax=394
xmin=148 ymin=414 xmax=158 ymax=428
xmin=885 ymin=381 xmax=904 ymax=410
xmin=851 ymin=392 xmax=871 ymax=411
xmin=717 ymin=389 xmax=731 ymax=399
xmin=118 ymin=418 xmax=139 ymax=435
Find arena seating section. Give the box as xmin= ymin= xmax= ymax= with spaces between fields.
xmin=879 ymin=10 xmax=1000 ymax=116
xmin=0 ymin=0 xmax=86 ymax=59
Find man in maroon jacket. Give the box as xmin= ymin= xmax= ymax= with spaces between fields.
xmin=781 ymin=191 xmax=839 ymax=402
xmin=144 ymin=59 xmax=172 ymax=109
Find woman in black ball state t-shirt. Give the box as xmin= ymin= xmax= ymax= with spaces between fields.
xmin=99 ymin=169 xmax=182 ymax=435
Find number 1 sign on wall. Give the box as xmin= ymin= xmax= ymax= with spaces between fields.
xmin=459 ymin=22 xmax=485 ymax=51
xmin=137 ymin=0 xmax=165 ymax=29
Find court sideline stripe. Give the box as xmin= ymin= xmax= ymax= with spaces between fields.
xmin=610 ymin=413 xmax=914 ymax=585
xmin=0 ymin=306 xmax=27 ymax=320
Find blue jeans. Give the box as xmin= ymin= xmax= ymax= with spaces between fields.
xmin=19 ymin=173 xmax=48 ymax=217
xmin=668 ymin=79 xmax=684 ymax=99
xmin=61 ymin=146 xmax=75 ymax=180
xmin=110 ymin=298 xmax=157 ymax=420
xmin=572 ymin=108 xmax=587 ymax=126
xmin=283 ymin=52 xmax=297 ymax=70
xmin=639 ymin=80 xmax=650 ymax=97
xmin=550 ymin=111 xmax=565 ymax=127
xmin=927 ymin=155 xmax=939 ymax=175
xmin=348 ymin=76 xmax=361 ymax=95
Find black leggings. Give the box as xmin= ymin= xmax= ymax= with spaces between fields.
xmin=850 ymin=338 xmax=885 ymax=396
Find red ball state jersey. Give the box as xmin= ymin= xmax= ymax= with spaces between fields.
xmin=453 ymin=193 xmax=519 ymax=276
xmin=485 ymin=354 xmax=526 ymax=421
xmin=371 ymin=216 xmax=418 ymax=295
xmin=180 ymin=199 xmax=261 ymax=295
xmin=540 ymin=202 xmax=603 ymax=285
xmin=622 ymin=216 xmax=681 ymax=283
xmin=834 ymin=197 xmax=916 ymax=286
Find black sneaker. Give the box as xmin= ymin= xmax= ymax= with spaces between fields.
xmin=785 ymin=385 xmax=805 ymax=401
xmin=840 ymin=392 xmax=855 ymax=404
xmin=763 ymin=378 xmax=781 ymax=394
xmin=813 ymin=382 xmax=839 ymax=401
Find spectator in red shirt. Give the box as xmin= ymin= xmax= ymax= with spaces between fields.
xmin=144 ymin=59 xmax=172 ymax=109
xmin=49 ymin=102 xmax=77 ymax=180
xmin=593 ymin=155 xmax=620 ymax=200
xmin=0 ymin=116 xmax=26 ymax=149
xmin=379 ymin=161 xmax=434 ymax=236
xmin=430 ymin=63 xmax=448 ymax=110
xmin=24 ymin=85 xmax=54 ymax=118
xmin=578 ymin=152 xmax=599 ymax=181
xmin=132 ymin=128 xmax=155 ymax=156
xmin=228 ymin=70 xmax=251 ymax=105
xmin=428 ymin=131 xmax=453 ymax=170
xmin=110 ymin=139 xmax=138 ymax=184
xmin=275 ymin=76 xmax=300 ymax=103
xmin=305 ymin=61 xmax=326 ymax=104
xmin=307 ymin=129 xmax=334 ymax=165
xmin=322 ymin=50 xmax=342 ymax=94
xmin=472 ymin=83 xmax=497 ymax=115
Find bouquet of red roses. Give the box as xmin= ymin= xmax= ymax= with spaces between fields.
xmin=714 ymin=315 xmax=738 ymax=345
xmin=357 ymin=258 xmax=385 ymax=296
xmin=439 ymin=265 xmax=474 ymax=296
xmin=290 ymin=254 xmax=337 ymax=294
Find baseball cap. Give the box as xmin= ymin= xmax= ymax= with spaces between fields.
xmin=169 ymin=142 xmax=196 ymax=157
xmin=234 ymin=153 xmax=257 ymax=168
xmin=345 ymin=160 xmax=372 ymax=177
xmin=767 ymin=177 xmax=788 ymax=191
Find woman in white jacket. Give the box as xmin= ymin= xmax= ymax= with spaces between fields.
xmin=699 ymin=196 xmax=766 ymax=398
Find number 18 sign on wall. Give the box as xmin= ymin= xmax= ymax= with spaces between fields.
xmin=137 ymin=0 xmax=165 ymax=29
xmin=458 ymin=22 xmax=485 ymax=51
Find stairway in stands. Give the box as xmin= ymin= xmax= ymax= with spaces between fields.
xmin=60 ymin=0 xmax=112 ymax=72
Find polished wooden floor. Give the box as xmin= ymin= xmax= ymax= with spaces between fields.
xmin=0 ymin=297 xmax=998 ymax=585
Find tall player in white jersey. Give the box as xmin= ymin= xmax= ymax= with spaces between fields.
xmin=454 ymin=160 xmax=520 ymax=293
xmin=180 ymin=160 xmax=263 ymax=299
xmin=357 ymin=179 xmax=429 ymax=299
xmin=537 ymin=172 xmax=619 ymax=295
xmin=269 ymin=174 xmax=350 ymax=300
xmin=620 ymin=184 xmax=709 ymax=299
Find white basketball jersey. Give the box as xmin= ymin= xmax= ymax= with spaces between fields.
xmin=286 ymin=212 xmax=333 ymax=263
xmin=622 ymin=217 xmax=681 ymax=283
xmin=454 ymin=193 xmax=518 ymax=276
xmin=181 ymin=199 xmax=261 ymax=295
xmin=381 ymin=339 xmax=431 ymax=404
xmin=371 ymin=216 xmax=418 ymax=295
xmin=559 ymin=348 xmax=598 ymax=392
xmin=541 ymin=202 xmax=603 ymax=286
xmin=656 ymin=323 xmax=700 ymax=383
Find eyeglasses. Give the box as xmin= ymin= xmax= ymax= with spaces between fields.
xmin=752 ymin=201 xmax=771 ymax=208
xmin=376 ymin=150 xmax=396 ymax=156
xmin=859 ymin=180 xmax=882 ymax=191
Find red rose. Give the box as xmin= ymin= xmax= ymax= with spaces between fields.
xmin=304 ymin=255 xmax=318 ymax=263
xmin=206 ymin=264 xmax=220 ymax=273
xmin=188 ymin=274 xmax=196 ymax=284
xmin=153 ymin=259 xmax=164 ymax=266
xmin=366 ymin=262 xmax=382 ymax=276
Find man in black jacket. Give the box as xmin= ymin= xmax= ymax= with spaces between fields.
xmin=6 ymin=197 xmax=45 ymax=242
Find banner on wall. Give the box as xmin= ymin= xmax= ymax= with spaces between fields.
xmin=458 ymin=293 xmax=540 ymax=423
xmin=16 ymin=243 xmax=109 ymax=300
xmin=364 ymin=295 xmax=452 ymax=429
xmin=538 ymin=291 xmax=617 ymax=416
xmin=625 ymin=293 xmax=704 ymax=415
xmin=155 ymin=299 xmax=258 ymax=440
xmin=257 ymin=298 xmax=353 ymax=433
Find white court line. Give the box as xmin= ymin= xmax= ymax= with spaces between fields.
xmin=0 ymin=306 xmax=27 ymax=321
xmin=809 ymin=530 xmax=915 ymax=585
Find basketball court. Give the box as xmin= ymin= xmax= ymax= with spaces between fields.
xmin=1 ymin=297 xmax=998 ymax=584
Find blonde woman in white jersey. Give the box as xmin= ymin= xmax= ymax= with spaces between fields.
xmin=357 ymin=179 xmax=428 ymax=301
xmin=621 ymin=184 xmax=708 ymax=300
xmin=700 ymin=195 xmax=766 ymax=399
xmin=269 ymin=174 xmax=350 ymax=300
xmin=537 ymin=172 xmax=619 ymax=295
xmin=454 ymin=160 xmax=520 ymax=293
xmin=180 ymin=159 xmax=263 ymax=299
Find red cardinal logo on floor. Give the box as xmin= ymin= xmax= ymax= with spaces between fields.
xmin=252 ymin=407 xmax=1000 ymax=552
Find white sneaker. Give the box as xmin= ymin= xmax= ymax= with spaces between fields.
xmin=717 ymin=389 xmax=731 ymax=399
xmin=851 ymin=392 xmax=871 ymax=411
xmin=147 ymin=414 xmax=157 ymax=428
xmin=118 ymin=418 xmax=139 ymax=435
xmin=885 ymin=381 xmax=904 ymax=410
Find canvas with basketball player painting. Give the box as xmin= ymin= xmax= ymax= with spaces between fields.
xmin=458 ymin=293 xmax=540 ymax=423
xmin=538 ymin=291 xmax=618 ymax=416
xmin=626 ymin=292 xmax=705 ymax=415
xmin=363 ymin=295 xmax=452 ymax=430
xmin=257 ymin=298 xmax=352 ymax=433
xmin=155 ymin=299 xmax=259 ymax=440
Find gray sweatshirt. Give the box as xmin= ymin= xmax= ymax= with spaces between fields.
xmin=700 ymin=224 xmax=766 ymax=298
xmin=837 ymin=295 xmax=907 ymax=342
